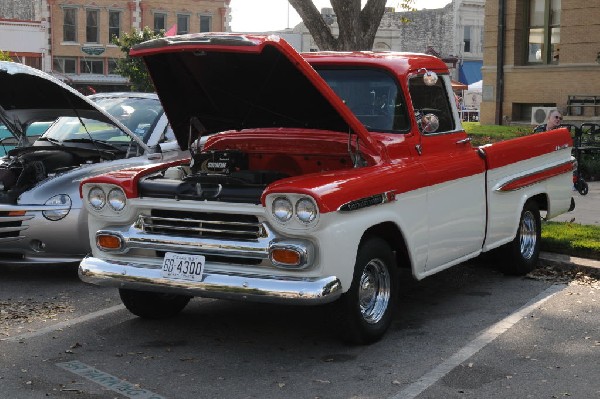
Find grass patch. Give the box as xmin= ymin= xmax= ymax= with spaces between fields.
xmin=463 ymin=122 xmax=534 ymax=146
xmin=541 ymin=221 xmax=600 ymax=260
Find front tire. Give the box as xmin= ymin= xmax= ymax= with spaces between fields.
xmin=119 ymin=288 xmax=191 ymax=319
xmin=338 ymin=237 xmax=398 ymax=345
xmin=501 ymin=200 xmax=541 ymax=275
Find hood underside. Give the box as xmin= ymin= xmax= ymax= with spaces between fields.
xmin=0 ymin=62 xmax=114 ymax=142
xmin=131 ymin=33 xmax=376 ymax=153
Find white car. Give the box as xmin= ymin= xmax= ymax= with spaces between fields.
xmin=0 ymin=61 xmax=187 ymax=265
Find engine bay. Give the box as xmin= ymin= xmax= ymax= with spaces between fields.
xmin=0 ymin=147 xmax=117 ymax=204
xmin=138 ymin=142 xmax=358 ymax=204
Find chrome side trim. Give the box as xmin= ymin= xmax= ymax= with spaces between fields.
xmin=79 ymin=256 xmax=342 ymax=305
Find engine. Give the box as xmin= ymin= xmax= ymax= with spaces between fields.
xmin=139 ymin=150 xmax=289 ymax=204
xmin=0 ymin=149 xmax=93 ymax=204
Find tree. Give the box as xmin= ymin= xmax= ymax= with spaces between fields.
xmin=0 ymin=50 xmax=12 ymax=61
xmin=288 ymin=0 xmax=415 ymax=51
xmin=112 ymin=27 xmax=164 ymax=92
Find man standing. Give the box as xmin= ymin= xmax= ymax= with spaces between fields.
xmin=534 ymin=109 xmax=563 ymax=132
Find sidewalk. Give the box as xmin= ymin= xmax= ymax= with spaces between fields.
xmin=552 ymin=181 xmax=600 ymax=226
xmin=541 ymin=181 xmax=600 ymax=275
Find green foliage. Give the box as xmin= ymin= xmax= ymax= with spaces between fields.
xmin=579 ymin=154 xmax=600 ymax=180
xmin=0 ymin=50 xmax=13 ymax=61
xmin=463 ymin=122 xmax=533 ymax=146
xmin=541 ymin=221 xmax=600 ymax=260
xmin=111 ymin=27 xmax=164 ymax=92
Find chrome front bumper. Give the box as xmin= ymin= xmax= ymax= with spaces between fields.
xmin=79 ymin=256 xmax=342 ymax=305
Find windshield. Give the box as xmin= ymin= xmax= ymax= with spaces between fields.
xmin=1 ymin=121 xmax=52 ymax=156
xmin=41 ymin=96 xmax=163 ymax=144
xmin=315 ymin=68 xmax=409 ymax=133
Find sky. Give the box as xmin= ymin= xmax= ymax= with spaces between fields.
xmin=229 ymin=0 xmax=452 ymax=32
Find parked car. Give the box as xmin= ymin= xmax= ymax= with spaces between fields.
xmin=0 ymin=61 xmax=187 ymax=265
xmin=78 ymin=34 xmax=573 ymax=344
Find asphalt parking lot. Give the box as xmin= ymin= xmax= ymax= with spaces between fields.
xmin=0 ymin=258 xmax=598 ymax=399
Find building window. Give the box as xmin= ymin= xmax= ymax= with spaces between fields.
xmin=200 ymin=15 xmax=212 ymax=32
xmin=53 ymin=57 xmax=77 ymax=74
xmin=177 ymin=14 xmax=190 ymax=35
xmin=154 ymin=13 xmax=166 ymax=33
xmin=63 ymin=8 xmax=77 ymax=42
xmin=527 ymin=0 xmax=560 ymax=64
xmin=80 ymin=59 xmax=104 ymax=74
xmin=109 ymin=11 xmax=121 ymax=42
xmin=463 ymin=26 xmax=471 ymax=53
xmin=86 ymin=9 xmax=99 ymax=43
xmin=107 ymin=59 xmax=118 ymax=74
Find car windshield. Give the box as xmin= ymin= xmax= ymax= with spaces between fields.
xmin=315 ymin=68 xmax=410 ymax=133
xmin=41 ymin=96 xmax=163 ymax=144
xmin=0 ymin=121 xmax=53 ymax=156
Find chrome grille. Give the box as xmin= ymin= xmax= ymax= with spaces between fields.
xmin=0 ymin=211 xmax=32 ymax=240
xmin=138 ymin=210 xmax=265 ymax=240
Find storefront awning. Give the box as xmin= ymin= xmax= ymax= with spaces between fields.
xmin=458 ymin=60 xmax=482 ymax=85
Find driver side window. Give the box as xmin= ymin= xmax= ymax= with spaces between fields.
xmin=409 ymin=76 xmax=455 ymax=134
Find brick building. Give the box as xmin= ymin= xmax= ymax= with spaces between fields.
xmin=482 ymin=1 xmax=600 ymax=125
xmin=0 ymin=0 xmax=230 ymax=91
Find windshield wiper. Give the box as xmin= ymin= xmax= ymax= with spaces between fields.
xmin=62 ymin=138 xmax=128 ymax=152
xmin=38 ymin=136 xmax=62 ymax=145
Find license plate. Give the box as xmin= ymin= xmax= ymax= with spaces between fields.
xmin=161 ymin=252 xmax=205 ymax=282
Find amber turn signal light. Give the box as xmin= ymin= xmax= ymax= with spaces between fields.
xmin=96 ymin=234 xmax=122 ymax=250
xmin=271 ymin=248 xmax=301 ymax=266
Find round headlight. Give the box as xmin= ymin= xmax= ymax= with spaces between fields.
xmin=295 ymin=198 xmax=317 ymax=224
xmin=272 ymin=197 xmax=293 ymax=222
xmin=43 ymin=194 xmax=72 ymax=221
xmin=107 ymin=188 xmax=126 ymax=211
xmin=88 ymin=187 xmax=106 ymax=210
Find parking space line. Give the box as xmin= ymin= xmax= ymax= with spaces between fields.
xmin=1 ymin=304 xmax=125 ymax=343
xmin=390 ymin=283 xmax=566 ymax=399
xmin=56 ymin=360 xmax=165 ymax=399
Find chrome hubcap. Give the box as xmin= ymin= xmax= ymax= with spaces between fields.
xmin=519 ymin=210 xmax=537 ymax=260
xmin=358 ymin=259 xmax=391 ymax=324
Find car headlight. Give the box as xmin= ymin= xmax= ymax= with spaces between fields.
xmin=107 ymin=188 xmax=126 ymax=211
xmin=43 ymin=194 xmax=72 ymax=221
xmin=272 ymin=197 xmax=293 ymax=222
xmin=295 ymin=198 xmax=317 ymax=224
xmin=88 ymin=186 xmax=106 ymax=210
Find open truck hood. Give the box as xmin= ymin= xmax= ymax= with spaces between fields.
xmin=0 ymin=61 xmax=148 ymax=151
xmin=130 ymin=33 xmax=380 ymax=154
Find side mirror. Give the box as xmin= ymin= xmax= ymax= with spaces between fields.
xmin=421 ymin=113 xmax=440 ymax=133
xmin=423 ymin=71 xmax=438 ymax=86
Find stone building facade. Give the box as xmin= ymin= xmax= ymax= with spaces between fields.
xmin=0 ymin=0 xmax=230 ymax=91
xmin=482 ymin=0 xmax=600 ymax=125
xmin=0 ymin=0 xmax=46 ymax=69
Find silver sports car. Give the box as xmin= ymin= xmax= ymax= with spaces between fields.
xmin=0 ymin=61 xmax=187 ymax=265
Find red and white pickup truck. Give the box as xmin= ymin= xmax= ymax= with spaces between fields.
xmin=78 ymin=33 xmax=574 ymax=344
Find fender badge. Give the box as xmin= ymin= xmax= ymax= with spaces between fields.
xmin=339 ymin=191 xmax=396 ymax=212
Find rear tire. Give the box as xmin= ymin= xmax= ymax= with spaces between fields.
xmin=338 ymin=237 xmax=398 ymax=345
xmin=501 ymin=200 xmax=541 ymax=275
xmin=119 ymin=288 xmax=191 ymax=319
xmin=576 ymin=180 xmax=589 ymax=195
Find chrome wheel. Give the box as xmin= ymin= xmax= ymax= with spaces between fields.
xmin=519 ymin=210 xmax=537 ymax=260
xmin=358 ymin=258 xmax=391 ymax=324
